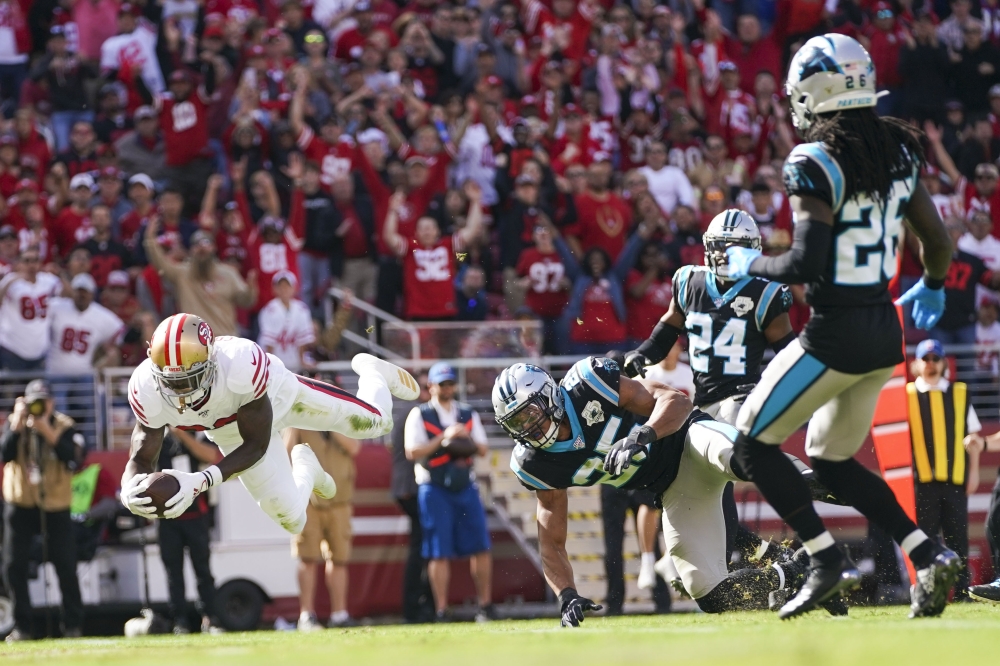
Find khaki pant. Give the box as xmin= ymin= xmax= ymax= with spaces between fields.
xmin=292 ymin=503 xmax=352 ymax=563
xmin=339 ymin=258 xmax=378 ymax=304
xmin=735 ymin=339 xmax=892 ymax=461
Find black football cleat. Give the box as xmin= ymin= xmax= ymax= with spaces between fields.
xmin=969 ymin=578 xmax=1000 ymax=604
xmin=909 ymin=548 xmax=962 ymax=618
xmin=771 ymin=548 xmax=850 ymax=616
xmin=778 ymin=555 xmax=861 ymax=620
xmin=820 ymin=594 xmax=849 ymax=616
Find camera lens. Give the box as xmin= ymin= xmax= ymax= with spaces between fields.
xmin=28 ymin=400 xmax=45 ymax=416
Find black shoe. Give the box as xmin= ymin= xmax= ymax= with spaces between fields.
xmin=820 ymin=594 xmax=849 ymax=616
xmin=474 ymin=604 xmax=499 ymax=623
xmin=434 ymin=609 xmax=454 ymax=623
xmin=909 ymin=548 xmax=962 ymax=618
xmin=778 ymin=554 xmax=860 ymax=620
xmin=969 ymin=577 xmax=1000 ymax=604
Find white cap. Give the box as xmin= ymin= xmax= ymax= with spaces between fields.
xmin=70 ymin=173 xmax=95 ymax=191
xmin=70 ymin=273 xmax=97 ymax=293
xmin=358 ymin=127 xmax=389 ymax=153
xmin=106 ymin=269 xmax=130 ymax=287
xmin=272 ymin=270 xmax=298 ymax=286
xmin=128 ymin=173 xmax=154 ymax=190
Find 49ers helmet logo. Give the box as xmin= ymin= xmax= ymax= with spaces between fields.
xmin=198 ymin=321 xmax=214 ymax=346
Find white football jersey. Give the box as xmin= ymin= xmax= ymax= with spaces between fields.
xmin=0 ymin=272 xmax=62 ymax=360
xmin=128 ymin=335 xmax=299 ymax=446
xmin=257 ymin=298 xmax=315 ymax=373
xmin=454 ymin=124 xmax=498 ymax=206
xmin=47 ymin=299 xmax=126 ymax=375
xmin=99 ymin=20 xmax=165 ymax=94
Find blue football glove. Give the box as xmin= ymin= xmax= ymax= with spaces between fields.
xmin=894 ymin=278 xmax=945 ymax=330
xmin=725 ymin=246 xmax=762 ymax=280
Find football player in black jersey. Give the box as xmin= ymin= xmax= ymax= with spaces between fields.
xmin=622 ymin=209 xmax=795 ymax=423
xmin=493 ymin=359 xmax=826 ymax=626
xmin=723 ymin=34 xmax=956 ymax=619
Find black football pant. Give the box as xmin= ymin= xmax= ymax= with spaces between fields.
xmin=158 ymin=515 xmax=217 ymax=623
xmin=2 ymin=505 xmax=82 ymax=635
xmin=915 ymin=482 xmax=969 ymax=593
xmin=600 ymin=485 xmax=671 ymax=614
xmin=397 ymin=496 xmax=434 ymax=622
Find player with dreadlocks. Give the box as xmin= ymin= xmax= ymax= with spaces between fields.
xmin=723 ymin=34 xmax=957 ymax=620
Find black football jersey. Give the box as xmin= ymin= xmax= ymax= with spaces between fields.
xmin=509 ymin=356 xmax=707 ymax=496
xmin=672 ymin=265 xmax=791 ymax=407
xmin=781 ymin=141 xmax=911 ymax=373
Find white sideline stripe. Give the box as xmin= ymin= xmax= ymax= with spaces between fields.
xmin=883 ymin=467 xmax=913 ymax=481
xmin=872 ymin=422 xmax=909 ymax=437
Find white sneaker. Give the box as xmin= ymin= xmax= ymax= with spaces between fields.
xmin=292 ymin=444 xmax=337 ymax=499
xmin=637 ymin=557 xmax=656 ymax=591
xmin=351 ymin=353 xmax=420 ymax=401
xmin=654 ymin=554 xmax=680 ymax=584
xmin=297 ymin=612 xmax=324 ymax=632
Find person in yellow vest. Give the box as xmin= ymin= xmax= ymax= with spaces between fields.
xmin=1 ymin=380 xmax=85 ymax=642
xmin=908 ymin=339 xmax=983 ymax=601
xmin=286 ymin=426 xmax=359 ymax=631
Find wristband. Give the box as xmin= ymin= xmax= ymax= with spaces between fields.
xmin=923 ymin=275 xmax=945 ymax=291
xmin=200 ymin=465 xmax=223 ymax=489
xmin=558 ymin=587 xmax=579 ymax=607
xmin=635 ymin=425 xmax=657 ymax=446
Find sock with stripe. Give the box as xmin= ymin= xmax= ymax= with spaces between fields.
xmin=734 ymin=432 xmax=841 ymax=566
xmin=809 ymin=457 xmax=936 ymax=567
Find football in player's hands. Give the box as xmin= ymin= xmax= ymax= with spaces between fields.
xmin=138 ymin=472 xmax=181 ymax=518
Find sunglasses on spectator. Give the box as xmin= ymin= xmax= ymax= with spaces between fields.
xmin=876 ymin=9 xmax=893 ymax=19
xmin=707 ymin=143 xmax=725 ymax=151
xmin=305 ymin=34 xmax=325 ymax=43
xmin=921 ymin=355 xmax=943 ymax=363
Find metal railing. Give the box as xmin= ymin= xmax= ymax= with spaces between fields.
xmin=327 ymin=286 xmax=419 ymax=359
xmin=3 ymin=341 xmax=997 ymax=451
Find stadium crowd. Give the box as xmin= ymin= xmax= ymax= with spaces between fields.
xmin=5 ymin=0 xmax=1000 ymax=637
xmin=0 ymin=0 xmax=999 ymax=367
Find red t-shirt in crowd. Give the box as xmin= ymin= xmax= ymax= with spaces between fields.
xmin=155 ymin=88 xmax=214 ymax=166
xmin=241 ymin=189 xmax=305 ymax=310
xmin=569 ymin=278 xmax=627 ymax=343
xmin=567 ymin=191 xmax=632 ymax=260
xmin=625 ymin=271 xmax=672 ymax=342
xmin=516 ymin=247 xmax=568 ymax=319
xmin=118 ymin=204 xmax=157 ymax=251
xmin=52 ymin=205 xmax=92 ymax=258
xmin=297 ymin=126 xmax=355 ymax=188
xmin=960 ymin=178 xmax=1000 ymax=230
xmin=400 ymin=234 xmax=461 ymax=319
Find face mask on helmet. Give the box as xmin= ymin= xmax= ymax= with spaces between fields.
xmin=494 ymin=372 xmax=564 ymax=449
xmin=703 ymin=210 xmax=762 ymax=280
xmin=152 ymin=360 xmax=216 ymax=412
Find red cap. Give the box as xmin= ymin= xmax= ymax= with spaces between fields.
xmin=16 ymin=178 xmax=38 ymax=192
xmin=520 ymin=95 xmax=538 ymax=108
xmin=484 ymin=74 xmax=503 ymax=88
xmin=874 ymin=1 xmax=893 ymax=14
xmin=203 ymin=25 xmax=224 ymax=39
xmin=562 ymin=103 xmax=582 ymax=117
xmin=118 ymin=2 xmax=140 ymax=16
xmin=99 ymin=166 xmax=120 ymax=180
xmin=265 ymin=28 xmax=283 ymax=42
xmin=718 ymin=60 xmax=738 ymax=73
xmin=247 ymin=44 xmax=266 ymax=58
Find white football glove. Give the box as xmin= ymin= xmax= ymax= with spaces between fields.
xmin=161 ymin=469 xmax=211 ymax=519
xmin=120 ymin=473 xmax=157 ymax=518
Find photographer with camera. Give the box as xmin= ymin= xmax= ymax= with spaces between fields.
xmin=403 ymin=362 xmax=495 ymax=623
xmin=2 ymin=379 xmax=85 ymax=641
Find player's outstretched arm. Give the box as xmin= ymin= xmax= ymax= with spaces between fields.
xmin=727 ymin=194 xmax=833 ymax=284
xmin=764 ymin=312 xmax=796 ymax=352
xmin=537 ymin=489 xmax=602 ymax=627
xmin=619 ymin=376 xmax=693 ymax=439
xmin=902 ymin=181 xmax=952 ymax=284
xmin=604 ymin=377 xmax=693 ymax=477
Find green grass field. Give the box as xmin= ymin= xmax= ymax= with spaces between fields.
xmin=4 ymin=605 xmax=1000 ymax=666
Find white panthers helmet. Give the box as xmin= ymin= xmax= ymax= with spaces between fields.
xmin=785 ymin=34 xmax=886 ymax=132
xmin=493 ymin=363 xmax=565 ymax=449
xmin=704 ymin=209 xmax=762 ymax=279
